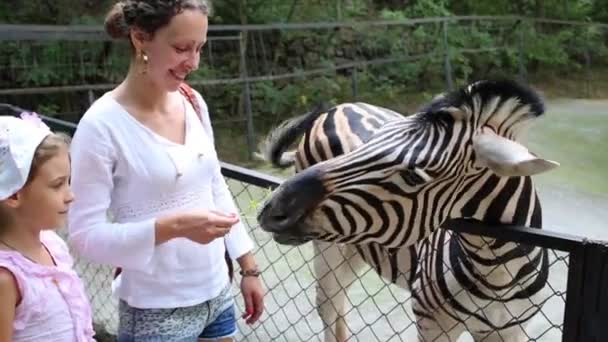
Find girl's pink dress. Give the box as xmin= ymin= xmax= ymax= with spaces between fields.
xmin=0 ymin=230 xmax=95 ymax=341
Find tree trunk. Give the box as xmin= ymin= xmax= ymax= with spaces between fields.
xmin=285 ymin=0 xmax=299 ymax=22
xmin=536 ymin=0 xmax=545 ymax=18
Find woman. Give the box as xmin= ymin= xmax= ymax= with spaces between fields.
xmin=67 ymin=1 xmax=264 ymax=341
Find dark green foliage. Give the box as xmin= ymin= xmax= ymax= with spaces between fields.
xmin=0 ymin=0 xmax=606 ymax=162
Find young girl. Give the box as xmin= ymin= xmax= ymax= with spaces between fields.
xmin=68 ymin=1 xmax=264 ymax=341
xmin=0 ymin=112 xmax=95 ymax=342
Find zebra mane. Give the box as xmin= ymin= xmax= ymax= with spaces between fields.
xmin=418 ymin=79 xmax=545 ymax=125
xmin=257 ymin=102 xmax=330 ymax=168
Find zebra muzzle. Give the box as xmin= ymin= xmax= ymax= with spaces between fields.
xmin=258 ymin=168 xmax=326 ymax=235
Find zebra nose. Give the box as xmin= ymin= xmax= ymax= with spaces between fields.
xmin=258 ymin=169 xmax=326 ymax=233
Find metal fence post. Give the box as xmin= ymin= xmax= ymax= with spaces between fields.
xmin=207 ymin=39 xmax=214 ymax=67
xmin=584 ymin=45 xmax=592 ymax=98
xmin=562 ymin=240 xmax=608 ymax=341
xmin=239 ymin=31 xmax=255 ymax=160
xmin=442 ymin=20 xmax=454 ymax=91
xmin=87 ymin=89 xmax=96 ymax=106
xmin=351 ymin=67 xmax=359 ymax=99
xmin=517 ymin=19 xmax=527 ymax=82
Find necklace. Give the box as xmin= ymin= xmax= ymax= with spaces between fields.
xmin=0 ymin=239 xmax=39 ymax=264
xmin=0 ymin=239 xmax=60 ymax=285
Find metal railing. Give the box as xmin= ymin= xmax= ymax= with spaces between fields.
xmin=2 ymin=16 xmax=607 ymax=160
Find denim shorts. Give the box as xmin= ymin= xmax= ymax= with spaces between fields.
xmin=199 ymin=305 xmax=237 ymax=340
xmin=117 ymin=285 xmax=236 ymax=341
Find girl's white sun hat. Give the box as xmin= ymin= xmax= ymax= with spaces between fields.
xmin=0 ymin=111 xmax=52 ymax=200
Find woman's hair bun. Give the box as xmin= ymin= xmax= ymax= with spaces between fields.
xmin=104 ymin=2 xmax=130 ymax=39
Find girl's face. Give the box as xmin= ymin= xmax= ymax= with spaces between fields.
xmin=137 ymin=9 xmax=208 ymax=92
xmin=15 ymin=147 xmax=74 ymax=230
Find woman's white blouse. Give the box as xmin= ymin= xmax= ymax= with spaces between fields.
xmin=67 ymin=90 xmax=253 ymax=309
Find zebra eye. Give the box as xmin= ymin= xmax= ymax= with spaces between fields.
xmin=398 ymin=168 xmax=432 ymax=186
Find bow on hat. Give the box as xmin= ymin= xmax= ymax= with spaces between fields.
xmin=0 ymin=104 xmax=52 ymax=200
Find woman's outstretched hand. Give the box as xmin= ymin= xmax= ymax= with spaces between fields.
xmin=155 ymin=210 xmax=240 ymax=245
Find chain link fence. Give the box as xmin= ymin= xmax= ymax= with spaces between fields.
xmin=59 ymin=169 xmax=571 ymax=342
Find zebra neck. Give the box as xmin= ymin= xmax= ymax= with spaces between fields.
xmin=451 ymin=230 xmax=537 ymax=260
xmin=450 ymin=172 xmax=541 ymax=228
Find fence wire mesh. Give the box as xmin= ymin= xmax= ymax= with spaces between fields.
xmin=63 ymin=176 xmax=569 ymax=342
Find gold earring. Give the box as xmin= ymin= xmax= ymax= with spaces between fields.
xmin=139 ymin=51 xmax=149 ymax=74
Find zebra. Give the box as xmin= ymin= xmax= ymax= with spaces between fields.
xmin=257 ymin=79 xmax=559 ymax=341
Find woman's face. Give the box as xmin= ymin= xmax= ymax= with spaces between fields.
xmin=138 ymin=9 xmax=208 ymax=91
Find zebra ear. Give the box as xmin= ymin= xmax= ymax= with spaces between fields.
xmin=473 ymin=129 xmax=559 ymax=177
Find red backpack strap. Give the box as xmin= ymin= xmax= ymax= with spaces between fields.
xmin=179 ymin=83 xmax=202 ymax=121
xmin=179 ymin=82 xmax=235 ymax=283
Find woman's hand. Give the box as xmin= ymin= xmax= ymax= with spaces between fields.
xmin=155 ymin=210 xmax=239 ymax=245
xmin=240 ymin=274 xmax=264 ymax=325
xmin=179 ymin=210 xmax=239 ymax=244
xmin=237 ymin=252 xmax=264 ymax=325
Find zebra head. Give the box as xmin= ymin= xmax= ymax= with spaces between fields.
xmin=258 ymin=79 xmax=559 ymax=247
